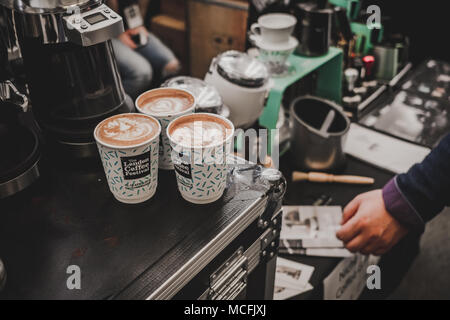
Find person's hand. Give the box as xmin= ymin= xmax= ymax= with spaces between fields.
xmin=119 ymin=31 xmax=137 ymax=49
xmin=118 ymin=27 xmax=148 ymax=50
xmin=336 ymin=190 xmax=409 ymax=256
xmin=128 ymin=26 xmax=148 ymax=37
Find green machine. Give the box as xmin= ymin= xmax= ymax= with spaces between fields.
xmin=258 ymin=47 xmax=343 ymax=155
xmin=255 ymin=0 xmax=384 ymax=156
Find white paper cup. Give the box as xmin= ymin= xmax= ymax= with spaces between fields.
xmin=94 ymin=113 xmax=161 ymax=204
xmin=135 ymin=88 xmax=196 ymax=170
xmin=167 ymin=113 xmax=235 ymax=204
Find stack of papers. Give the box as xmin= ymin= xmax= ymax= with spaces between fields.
xmin=274 ymin=257 xmax=314 ymax=300
xmin=279 ymin=206 xmax=353 ymax=258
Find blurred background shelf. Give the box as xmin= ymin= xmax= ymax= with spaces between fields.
xmin=142 ymin=0 xmax=249 ymax=77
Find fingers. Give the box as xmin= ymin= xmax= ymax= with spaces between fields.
xmin=126 ymin=38 xmax=137 ymax=49
xmin=344 ymin=234 xmax=370 ymax=253
xmin=120 ymin=34 xmax=137 ymax=49
xmin=129 ymin=26 xmax=148 ymax=36
xmin=360 ymin=232 xmax=400 ymax=256
xmin=341 ymin=196 xmax=362 ymax=225
xmin=336 ymin=215 xmax=361 ymax=243
xmin=128 ymin=28 xmax=138 ymax=35
xmin=141 ymin=26 xmax=149 ymax=36
xmin=361 ymin=221 xmax=409 ymax=256
xmin=360 ymin=242 xmax=376 ymax=255
xmin=360 ymin=242 xmax=382 ymax=255
xmin=373 ymin=247 xmax=390 ymax=256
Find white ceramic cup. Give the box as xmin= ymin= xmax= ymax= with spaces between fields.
xmin=94 ymin=113 xmax=161 ymax=204
xmin=250 ymin=13 xmax=297 ymax=44
xmin=167 ymin=113 xmax=235 ymax=204
xmin=135 ymin=88 xmax=196 ymax=170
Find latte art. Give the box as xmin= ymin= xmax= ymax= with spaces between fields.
xmin=141 ymin=96 xmax=191 ymax=114
xmin=171 ymin=120 xmax=227 ymax=147
xmin=95 ymin=114 xmax=160 ymax=147
xmin=169 ymin=114 xmax=233 ymax=148
xmin=136 ymin=88 xmax=195 ymax=116
xmin=102 ymin=118 xmax=152 ymax=141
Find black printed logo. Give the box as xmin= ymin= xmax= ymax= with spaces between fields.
xmin=174 ymin=161 xmax=192 ymax=180
xmin=120 ymin=151 xmax=151 ymax=180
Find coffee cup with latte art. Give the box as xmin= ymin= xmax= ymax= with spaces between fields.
xmin=135 ymin=88 xmax=196 ymax=170
xmin=167 ymin=113 xmax=235 ymax=204
xmin=94 ymin=113 xmax=161 ymax=204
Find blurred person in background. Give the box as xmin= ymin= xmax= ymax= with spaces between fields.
xmin=107 ymin=0 xmax=181 ymax=99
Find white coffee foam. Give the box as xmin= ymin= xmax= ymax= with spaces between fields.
xmin=171 ymin=120 xmax=226 ymax=147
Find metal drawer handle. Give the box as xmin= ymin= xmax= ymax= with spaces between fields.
xmin=214 ymin=269 xmax=247 ymax=300
xmin=211 ymin=255 xmax=247 ymax=295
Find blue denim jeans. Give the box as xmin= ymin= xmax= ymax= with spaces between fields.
xmin=112 ymin=33 xmax=176 ymax=99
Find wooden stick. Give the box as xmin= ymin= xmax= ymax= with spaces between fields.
xmin=292 ymin=171 xmax=374 ymax=185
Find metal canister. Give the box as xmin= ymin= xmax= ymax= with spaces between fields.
xmin=294 ymin=3 xmax=333 ymax=57
xmin=373 ymin=35 xmax=409 ymax=81
xmin=290 ymin=95 xmax=350 ymax=171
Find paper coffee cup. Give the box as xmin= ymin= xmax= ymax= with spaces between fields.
xmin=167 ymin=113 xmax=235 ymax=204
xmin=94 ymin=113 xmax=161 ymax=204
xmin=135 ymin=88 xmax=196 ymax=170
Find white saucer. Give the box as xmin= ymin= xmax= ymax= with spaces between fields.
xmin=250 ymin=34 xmax=298 ymax=52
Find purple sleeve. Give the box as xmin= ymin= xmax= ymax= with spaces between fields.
xmin=382 ymin=177 xmax=425 ymax=232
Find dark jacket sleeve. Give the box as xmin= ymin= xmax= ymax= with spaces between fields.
xmin=382 ymin=133 xmax=450 ymax=232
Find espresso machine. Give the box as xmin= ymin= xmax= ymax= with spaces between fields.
xmin=0 ymin=0 xmax=134 ymax=158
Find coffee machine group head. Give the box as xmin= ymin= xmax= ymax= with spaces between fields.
xmin=0 ymin=0 xmax=134 ymax=158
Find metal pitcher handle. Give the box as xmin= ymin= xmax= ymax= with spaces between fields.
xmin=0 ymin=258 xmax=6 ymax=292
